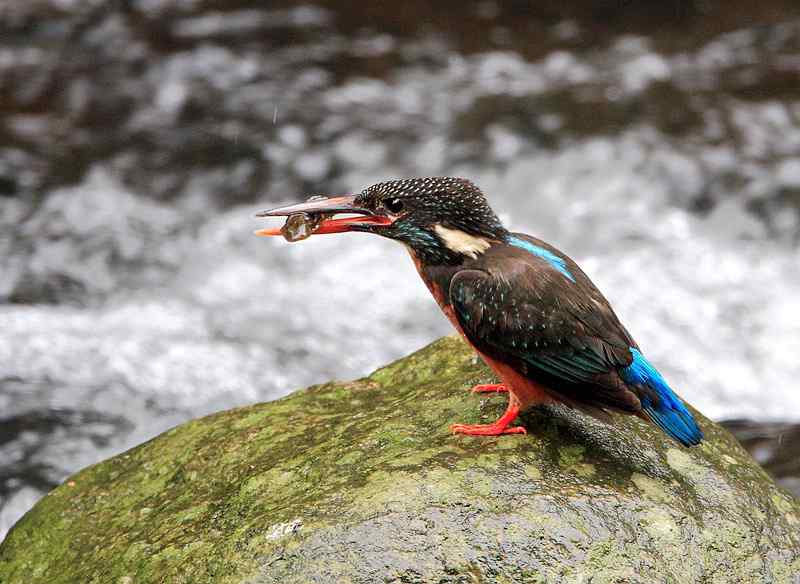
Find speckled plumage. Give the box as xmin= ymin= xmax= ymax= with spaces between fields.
xmin=260 ymin=177 xmax=703 ymax=444
xmin=352 ymin=177 xmax=703 ymax=445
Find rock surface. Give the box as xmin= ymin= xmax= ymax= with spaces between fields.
xmin=1 ymin=336 xmax=798 ymax=583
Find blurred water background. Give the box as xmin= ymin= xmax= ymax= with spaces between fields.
xmin=1 ymin=0 xmax=800 ymax=539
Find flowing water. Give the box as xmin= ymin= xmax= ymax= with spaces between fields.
xmin=1 ymin=1 xmax=800 ymax=539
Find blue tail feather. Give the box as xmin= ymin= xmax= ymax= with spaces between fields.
xmin=620 ymin=348 xmax=703 ymax=447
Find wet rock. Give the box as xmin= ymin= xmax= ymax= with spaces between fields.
xmin=1 ymin=337 xmax=797 ymax=583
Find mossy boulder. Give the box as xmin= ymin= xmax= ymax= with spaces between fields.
xmin=1 ymin=336 xmax=799 ymax=583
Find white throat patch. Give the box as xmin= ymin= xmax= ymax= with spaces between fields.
xmin=434 ymin=225 xmax=492 ymax=259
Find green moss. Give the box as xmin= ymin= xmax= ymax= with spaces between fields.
xmin=771 ymin=558 xmax=800 ymax=583
xmin=630 ymin=472 xmax=674 ymax=504
xmin=558 ymin=444 xmax=586 ymax=468
xmin=0 ymin=336 xmax=798 ymax=583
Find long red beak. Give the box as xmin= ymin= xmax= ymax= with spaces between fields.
xmin=254 ymin=195 xmax=394 ymax=237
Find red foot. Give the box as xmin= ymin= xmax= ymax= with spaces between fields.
xmin=471 ymin=383 xmax=508 ymax=394
xmin=450 ymin=424 xmax=527 ymax=436
xmin=450 ymin=402 xmax=526 ymax=436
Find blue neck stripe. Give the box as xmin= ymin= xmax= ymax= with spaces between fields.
xmin=507 ymin=236 xmax=575 ymax=282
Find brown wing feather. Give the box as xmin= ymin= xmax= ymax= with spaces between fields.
xmin=449 ymin=237 xmax=643 ymax=414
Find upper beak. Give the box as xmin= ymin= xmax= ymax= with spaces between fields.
xmin=254 ymin=195 xmax=394 ymax=237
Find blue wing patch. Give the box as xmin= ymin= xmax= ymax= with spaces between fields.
xmin=507 ymin=236 xmax=575 ymax=282
xmin=621 ymin=348 xmax=703 ymax=446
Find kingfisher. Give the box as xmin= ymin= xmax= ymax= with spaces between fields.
xmin=255 ymin=177 xmax=703 ymax=446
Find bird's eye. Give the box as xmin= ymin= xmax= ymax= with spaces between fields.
xmin=384 ymin=198 xmax=404 ymax=214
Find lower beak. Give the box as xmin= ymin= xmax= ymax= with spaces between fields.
xmin=254 ymin=195 xmax=394 ymax=237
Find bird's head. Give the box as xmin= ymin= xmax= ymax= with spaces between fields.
xmin=256 ymin=177 xmax=508 ymax=265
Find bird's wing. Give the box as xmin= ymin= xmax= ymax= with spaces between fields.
xmin=449 ymin=246 xmax=642 ymax=413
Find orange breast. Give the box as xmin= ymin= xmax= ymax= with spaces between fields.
xmin=407 ymin=249 xmax=553 ymax=410
xmin=475 ymin=349 xmax=555 ymax=410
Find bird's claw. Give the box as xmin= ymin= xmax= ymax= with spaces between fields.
xmin=450 ymin=423 xmax=527 ymax=436
xmin=451 ymin=399 xmax=525 ymax=436
xmin=470 ymin=383 xmax=508 ymax=394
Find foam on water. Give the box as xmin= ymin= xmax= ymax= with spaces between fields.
xmin=4 ymin=140 xmax=797 ymax=427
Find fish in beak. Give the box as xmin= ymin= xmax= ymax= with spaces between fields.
xmin=254 ymin=195 xmax=395 ymax=240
